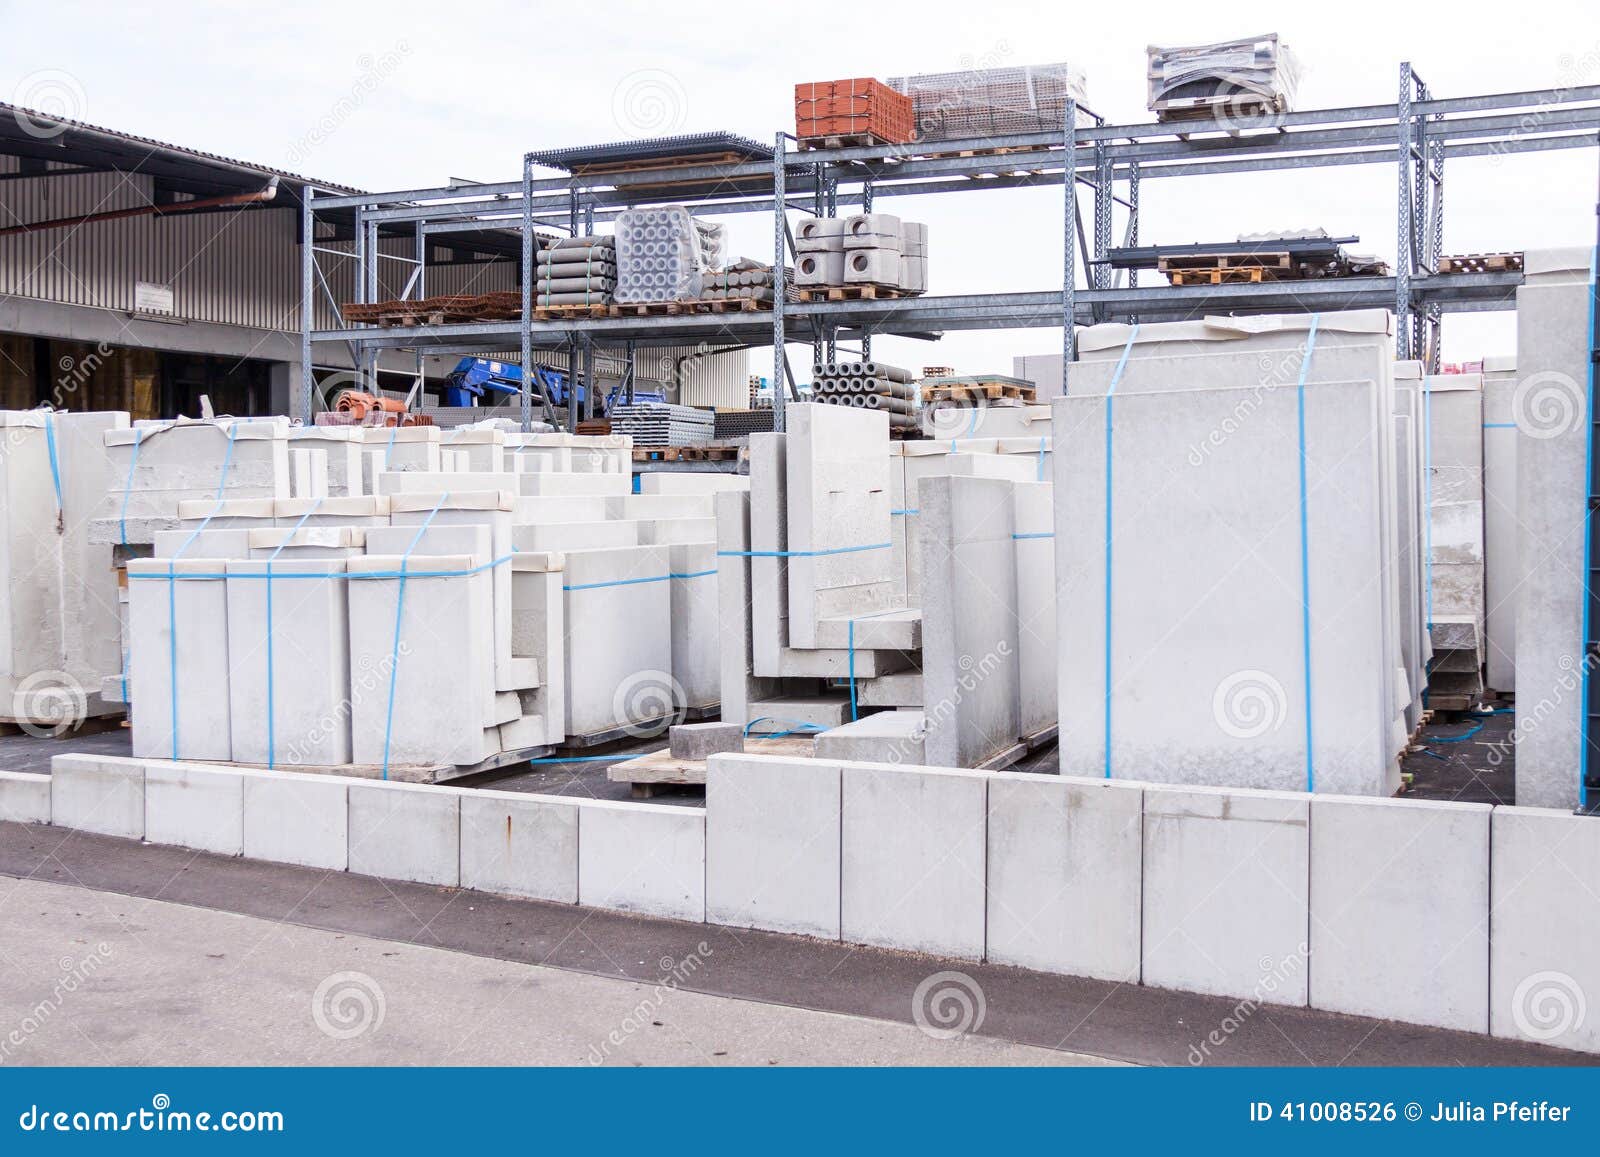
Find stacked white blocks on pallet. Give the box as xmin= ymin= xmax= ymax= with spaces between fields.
xmin=794 ymin=214 xmax=927 ymax=294
xmin=1 ymin=409 xmax=129 ymax=726
xmin=1513 ymin=248 xmax=1593 ymax=810
xmin=1059 ymin=311 xmax=1405 ymax=797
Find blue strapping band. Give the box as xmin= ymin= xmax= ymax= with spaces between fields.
xmin=381 ymin=493 xmax=449 ymax=780
xmin=742 ymin=716 xmax=827 ymax=738
xmin=118 ymin=428 xmax=144 ymax=546
xmin=1036 ymin=435 xmax=1047 ymax=481
xmin=848 ymin=620 xmax=858 ymax=721
xmin=562 ymin=568 xmax=714 ymax=592
xmin=1012 ymin=531 xmax=1053 ymax=540
xmin=1578 ymin=243 xmax=1598 ymax=809
xmin=717 ymin=542 xmax=891 ymax=559
xmin=1482 ymin=422 xmax=1515 ymax=429
xmin=383 ymin=423 xmax=401 ymax=466
xmin=128 ymin=558 xmax=512 ymax=582
xmin=1427 ymin=721 xmax=1484 ymax=744
xmin=1295 ymin=315 xmax=1321 ymax=793
xmin=43 ymin=411 xmax=64 ymax=520
xmin=891 ymin=508 xmax=919 ymax=516
xmin=263 ymin=497 xmax=326 ymax=769
xmin=1102 ymin=325 xmax=1138 ymax=779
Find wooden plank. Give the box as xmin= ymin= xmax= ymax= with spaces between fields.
xmin=606 ymin=736 xmax=816 ymax=787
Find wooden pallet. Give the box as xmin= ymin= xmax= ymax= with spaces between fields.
xmin=570 ymin=150 xmax=747 ymax=177
xmin=1437 ymin=252 xmax=1525 ymax=275
xmin=0 ymin=713 xmax=128 ymax=740
xmin=630 ymin=445 xmax=742 ymax=463
xmin=1158 ymin=251 xmax=1295 ymax=275
xmin=797 ymin=132 xmax=904 ymax=151
xmin=798 ymin=283 xmax=910 ymax=302
xmin=529 ymin=302 xmax=611 ymax=320
xmin=921 ymin=382 xmax=1036 ymax=403
xmin=693 ymin=296 xmax=773 ymax=313
xmin=1156 ymin=99 xmax=1287 ymax=138
xmin=1163 ymin=266 xmax=1278 ymax=286
xmin=607 ymin=735 xmax=815 ymax=796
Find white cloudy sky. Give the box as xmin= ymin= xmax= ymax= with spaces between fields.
xmin=3 ymin=0 xmax=1596 ymax=373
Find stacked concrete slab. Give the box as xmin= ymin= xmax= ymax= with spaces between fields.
xmin=1481 ymin=355 xmax=1518 ymax=694
xmin=1058 ymin=311 xmax=1407 ymax=796
xmin=0 ymin=409 xmax=130 ymax=728
xmin=1391 ymin=361 xmax=1429 ymax=733
xmin=1513 ymin=247 xmax=1594 ymax=810
xmin=1424 ymin=372 xmax=1488 ymax=704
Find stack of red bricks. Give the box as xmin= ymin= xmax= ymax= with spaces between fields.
xmin=794 ymin=78 xmax=913 ymax=146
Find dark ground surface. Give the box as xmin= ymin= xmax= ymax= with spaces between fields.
xmin=1 ymin=819 xmax=1585 ymax=1068
xmin=3 ymin=704 xmax=1516 ymax=808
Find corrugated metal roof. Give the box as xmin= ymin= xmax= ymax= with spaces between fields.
xmin=0 ymin=100 xmax=363 ymax=196
xmin=527 ymin=131 xmax=773 ymax=172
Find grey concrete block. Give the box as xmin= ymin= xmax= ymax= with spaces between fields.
xmin=348 ymin=781 xmax=462 ymax=887
xmin=50 ymin=755 xmax=145 ymax=839
xmin=460 ymin=790 xmax=579 ymax=903
xmin=578 ymin=800 xmax=705 ymax=922
xmin=144 ymin=763 xmax=244 ymax=856
xmin=242 ymin=771 xmax=349 ymax=871
xmin=0 ymin=771 xmax=50 ymax=824
xmin=669 ymin=722 xmax=744 ymax=761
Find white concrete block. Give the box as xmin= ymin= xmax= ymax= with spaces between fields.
xmin=347 ymin=781 xmax=462 ymax=887
xmin=0 ymin=770 xmax=50 ymax=824
xmin=49 ymin=755 xmax=144 ymax=839
xmin=460 ymin=790 xmax=579 ymax=903
xmin=706 ymin=754 xmax=840 ymax=937
xmin=841 ymin=762 xmax=987 ymax=958
xmin=813 ymin=710 xmax=926 ymax=766
xmin=144 ymin=762 xmax=245 ymax=856
xmin=1142 ymin=785 xmax=1309 ymax=1005
xmin=1491 ymin=806 xmax=1600 ymax=1054
xmin=242 ymin=770 xmax=350 ymax=871
xmin=126 ymin=557 xmax=234 ymax=762
xmin=986 ymin=774 xmax=1143 ymax=982
xmin=577 ymin=800 xmax=705 ymax=922
xmin=1310 ymin=795 xmax=1490 ymax=1032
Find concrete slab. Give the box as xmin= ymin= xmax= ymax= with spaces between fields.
xmin=706 ymin=753 xmax=840 ymax=938
xmin=347 ymin=781 xmax=462 ymax=887
xmin=670 ymin=722 xmax=743 ymax=760
xmin=144 ymin=762 xmax=244 ymax=856
xmin=1142 ymin=785 xmax=1309 ymax=1005
xmin=1490 ymin=806 xmax=1600 ymax=1054
xmin=577 ymin=799 xmax=706 ymax=922
xmin=459 ymin=790 xmax=579 ymax=904
xmin=0 ymin=770 xmax=50 ymax=824
xmin=813 ymin=710 xmax=926 ymax=765
xmin=986 ymin=774 xmax=1143 ymax=982
xmin=49 ymin=754 xmax=145 ymax=839
xmin=840 ymin=761 xmax=987 ymax=959
xmin=1310 ymin=795 xmax=1490 ymax=1032
xmin=241 ymin=770 xmax=349 ymax=871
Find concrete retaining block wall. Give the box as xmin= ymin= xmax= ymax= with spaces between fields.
xmin=348 ymin=780 xmax=463 ymax=887
xmin=577 ymin=800 xmax=705 ymax=922
xmin=145 ymin=763 xmax=245 ymax=856
xmin=0 ymin=770 xmax=50 ymax=824
xmin=459 ymin=790 xmax=579 ymax=904
xmin=1310 ymin=795 xmax=1490 ymax=1032
xmin=50 ymin=755 xmax=145 ymax=839
xmin=242 ymin=771 xmax=349 ymax=871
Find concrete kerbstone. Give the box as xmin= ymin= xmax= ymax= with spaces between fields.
xmin=577 ymin=799 xmax=705 ymax=922
xmin=347 ymin=780 xmax=462 ymax=887
xmin=49 ymin=755 xmax=145 ymax=839
xmin=460 ymin=790 xmax=579 ymax=903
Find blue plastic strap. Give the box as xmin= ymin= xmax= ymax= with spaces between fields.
xmin=264 ymin=498 xmax=325 ymax=769
xmin=172 ymin=423 xmax=242 ymax=559
xmin=128 ymin=558 xmax=512 ymax=582
xmin=1035 ymin=436 xmax=1047 ymax=482
xmin=1428 ymin=721 xmax=1484 ymax=744
xmin=742 ymin=716 xmax=827 ymax=738
xmin=562 ymin=569 xmax=714 ymax=591
xmin=380 ymin=494 xmax=449 ymax=780
xmin=891 ymin=508 xmax=919 ymax=516
xmin=1102 ymin=325 xmax=1138 ymax=779
xmin=717 ymin=542 xmax=891 ymax=559
xmin=118 ymin=428 xmax=144 ymax=546
xmin=1295 ymin=315 xmax=1321 ymax=793
xmin=42 ymin=411 xmax=64 ymax=518
xmin=383 ymin=423 xmax=401 ymax=466
xmin=1482 ymin=422 xmax=1515 ymax=429
xmin=1012 ymin=531 xmax=1053 ymax=540
xmin=848 ymin=620 xmax=858 ymax=721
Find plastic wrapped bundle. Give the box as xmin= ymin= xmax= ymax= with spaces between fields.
xmin=886 ymin=63 xmax=1088 ymax=142
xmin=1147 ymin=34 xmax=1301 ymax=116
xmin=614 ymin=207 xmax=725 ymax=303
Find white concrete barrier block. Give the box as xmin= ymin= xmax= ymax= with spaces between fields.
xmin=987 ymin=774 xmax=1143 ymax=982
xmin=49 ymin=755 xmax=145 ymax=839
xmin=1142 ymin=785 xmax=1309 ymax=1005
xmin=145 ymin=763 xmax=245 ymax=856
xmin=460 ymin=790 xmax=579 ymax=904
xmin=578 ymin=800 xmax=705 ymax=922
xmin=1491 ymin=806 xmax=1600 ymax=1054
xmin=1309 ymin=795 xmax=1489 ymax=1032
xmin=0 ymin=771 xmax=50 ymax=824
xmin=348 ymin=781 xmax=462 ymax=887
xmin=242 ymin=771 xmax=350 ymax=871
xmin=706 ymin=754 xmax=841 ymax=938
xmin=841 ymin=762 xmax=987 ymax=959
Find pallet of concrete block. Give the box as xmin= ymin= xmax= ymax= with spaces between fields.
xmin=89 ymin=417 xmax=293 ymax=546
xmin=535 ymin=235 xmax=616 ymax=309
xmin=811 ymin=360 xmax=918 ymax=430
xmin=1060 ymin=311 xmax=1408 ymax=797
xmin=794 ymin=214 xmax=926 ymax=297
xmin=1147 ymin=34 xmax=1300 ymax=122
xmin=613 ymin=206 xmax=725 ymax=304
xmin=1424 ymin=371 xmax=1488 ymax=708
xmin=888 ymin=62 xmax=1089 ymax=141
xmin=922 ymin=400 xmax=1052 ymax=442
xmin=609 ymin=403 xmax=715 ymax=448
xmin=507 ymin=431 xmax=632 ymax=476
xmin=1 ymin=409 xmax=130 ymax=731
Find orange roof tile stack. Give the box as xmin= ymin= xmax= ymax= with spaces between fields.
xmin=794 ymin=78 xmax=913 ymax=146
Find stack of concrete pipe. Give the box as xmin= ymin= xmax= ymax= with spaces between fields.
xmin=701 ymin=258 xmax=785 ymax=304
xmin=614 ymin=206 xmax=725 ymax=303
xmin=536 ymin=236 xmax=617 ymax=306
xmin=811 ymin=360 xmax=918 ymax=430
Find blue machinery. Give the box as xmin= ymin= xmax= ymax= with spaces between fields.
xmin=441 ymin=357 xmax=666 ymax=414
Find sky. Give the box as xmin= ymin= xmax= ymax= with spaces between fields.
xmin=2 ymin=0 xmax=1596 ymax=375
